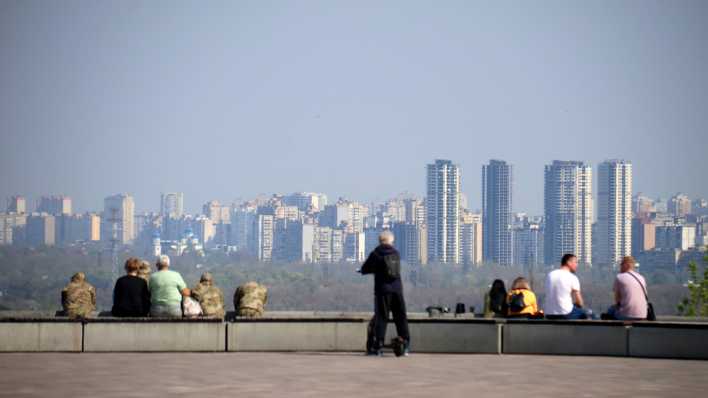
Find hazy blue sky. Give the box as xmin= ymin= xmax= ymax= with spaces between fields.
xmin=1 ymin=1 xmax=707 ymax=214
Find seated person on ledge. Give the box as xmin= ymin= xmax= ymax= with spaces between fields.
xmin=543 ymin=254 xmax=596 ymax=320
xmin=506 ymin=277 xmax=542 ymax=318
xmin=602 ymin=256 xmax=647 ymax=321
xmin=149 ymin=254 xmax=190 ymax=317
xmin=111 ymin=257 xmax=150 ymax=317
xmin=484 ymin=279 xmax=508 ymax=318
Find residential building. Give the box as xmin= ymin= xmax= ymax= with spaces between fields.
xmin=426 ymin=159 xmax=461 ymax=264
xmin=513 ymin=220 xmax=543 ymax=269
xmin=37 ymin=195 xmax=72 ymax=216
xmin=250 ymin=214 xmax=274 ymax=261
xmin=460 ymin=211 xmax=482 ymax=266
xmin=26 ymin=213 xmax=55 ymax=246
xmin=596 ymin=160 xmax=632 ymax=267
xmin=631 ymin=217 xmax=656 ymax=256
xmin=482 ymin=159 xmax=513 ymax=265
xmin=7 ymin=196 xmax=26 ymax=214
xmin=0 ymin=212 xmax=27 ymax=245
xmin=392 ymin=222 xmax=427 ymax=265
xmin=543 ymin=160 xmax=593 ymax=266
xmin=160 ymin=192 xmax=184 ymax=219
xmin=102 ymin=194 xmax=136 ymax=245
xmin=669 ymin=193 xmax=692 ymax=218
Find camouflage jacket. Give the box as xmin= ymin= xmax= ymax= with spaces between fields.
xmin=191 ymin=282 xmax=225 ymax=318
xmin=234 ymin=282 xmax=268 ymax=316
xmin=61 ymin=281 xmax=96 ymax=319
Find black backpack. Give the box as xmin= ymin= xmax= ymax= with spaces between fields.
xmin=382 ymin=253 xmax=401 ymax=280
xmin=508 ymin=291 xmax=526 ymax=313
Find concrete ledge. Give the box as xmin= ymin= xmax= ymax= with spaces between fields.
xmin=228 ymin=321 xmax=366 ymax=351
xmin=503 ymin=321 xmax=628 ymax=356
xmin=83 ymin=321 xmax=225 ymax=352
xmin=629 ymin=323 xmax=708 ymax=359
xmin=0 ymin=322 xmax=82 ymax=352
xmin=383 ymin=322 xmax=500 ymax=353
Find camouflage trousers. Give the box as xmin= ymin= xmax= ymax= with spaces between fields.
xmin=238 ymin=308 xmax=263 ymax=317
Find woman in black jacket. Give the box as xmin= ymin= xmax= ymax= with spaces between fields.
xmin=112 ymin=257 xmax=151 ymax=317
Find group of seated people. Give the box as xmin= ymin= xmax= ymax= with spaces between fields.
xmin=486 ymin=254 xmax=651 ymax=321
xmin=60 ymin=254 xmax=267 ymax=319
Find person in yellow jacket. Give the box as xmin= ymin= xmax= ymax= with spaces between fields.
xmin=506 ymin=277 xmax=541 ymax=317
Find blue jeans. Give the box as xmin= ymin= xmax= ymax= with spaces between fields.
xmin=606 ymin=305 xmax=643 ymax=321
xmin=150 ymin=303 xmax=182 ymax=318
xmin=547 ymin=306 xmax=597 ymax=320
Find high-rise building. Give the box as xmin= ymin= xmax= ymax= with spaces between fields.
xmin=632 ymin=194 xmax=655 ymax=218
xmin=283 ymin=192 xmax=328 ymax=213
xmin=193 ymin=216 xmax=216 ymax=247
xmin=26 ymin=213 xmax=56 ymax=246
xmin=482 ymin=159 xmax=513 ymax=265
xmin=426 ymin=159 xmax=460 ymax=264
xmin=7 ymin=196 xmax=26 ymax=214
xmin=250 ymin=214 xmax=274 ymax=261
xmin=392 ymin=222 xmax=427 ymax=265
xmin=655 ymin=224 xmax=696 ymax=251
xmin=37 ymin=195 xmax=72 ymax=216
xmin=631 ymin=217 xmax=655 ymax=256
xmin=513 ymin=220 xmax=543 ymax=269
xmin=230 ymin=207 xmax=256 ymax=251
xmin=668 ymin=193 xmax=692 ymax=218
xmin=343 ymin=231 xmax=366 ymax=263
xmin=543 ymin=161 xmax=593 ymax=266
xmin=161 ymin=192 xmax=184 ymax=219
xmin=460 ymin=211 xmax=483 ymax=266
xmin=320 ymin=200 xmax=367 ymax=233
xmin=596 ymin=160 xmax=632 ymax=266
xmin=102 ymin=194 xmax=136 ymax=245
xmin=0 ymin=212 xmax=27 ymax=245
xmin=403 ymin=198 xmax=425 ymax=226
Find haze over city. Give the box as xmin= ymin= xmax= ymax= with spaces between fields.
xmin=1 ymin=1 xmax=707 ymax=214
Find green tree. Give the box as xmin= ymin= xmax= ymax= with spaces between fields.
xmin=677 ymin=255 xmax=708 ymax=317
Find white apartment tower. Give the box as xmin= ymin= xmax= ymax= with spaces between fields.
xmin=426 ymin=159 xmax=460 ymax=264
xmin=544 ymin=161 xmax=593 ymax=266
xmin=161 ymin=192 xmax=184 ymax=219
xmin=102 ymin=194 xmax=136 ymax=244
xmin=597 ymin=160 xmax=632 ymax=267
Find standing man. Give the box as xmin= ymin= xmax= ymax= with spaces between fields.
xmin=544 ymin=254 xmax=594 ymax=319
xmin=360 ymin=230 xmax=410 ymax=356
xmin=149 ymin=255 xmax=190 ymax=317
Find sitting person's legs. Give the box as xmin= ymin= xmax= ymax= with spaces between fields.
xmin=150 ymin=304 xmax=182 ymax=318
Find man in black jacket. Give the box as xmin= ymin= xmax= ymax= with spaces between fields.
xmin=360 ymin=230 xmax=410 ymax=356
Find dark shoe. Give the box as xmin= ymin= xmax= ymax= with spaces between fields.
xmin=392 ymin=337 xmax=406 ymax=357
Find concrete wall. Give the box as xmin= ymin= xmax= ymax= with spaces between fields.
xmin=503 ymin=321 xmax=629 ymax=357
xmin=1 ymin=316 xmax=708 ymax=359
xmin=629 ymin=324 xmax=708 ymax=360
xmin=84 ymin=321 xmax=225 ymax=352
xmin=229 ymin=321 xmax=365 ymax=351
xmin=0 ymin=322 xmax=81 ymax=352
xmin=385 ymin=321 xmax=501 ymax=353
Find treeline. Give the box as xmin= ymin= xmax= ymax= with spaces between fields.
xmin=0 ymin=246 xmax=696 ymax=315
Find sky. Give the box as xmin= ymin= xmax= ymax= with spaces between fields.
xmin=1 ymin=0 xmax=707 ymax=215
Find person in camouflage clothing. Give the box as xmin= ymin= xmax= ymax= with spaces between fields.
xmin=61 ymin=272 xmax=96 ymax=319
xmin=191 ymin=272 xmax=225 ymax=318
xmin=234 ymin=281 xmax=268 ymax=317
xmin=137 ymin=260 xmax=151 ymax=285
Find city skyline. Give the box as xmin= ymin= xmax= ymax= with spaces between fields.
xmin=2 ymin=2 xmax=707 ymax=214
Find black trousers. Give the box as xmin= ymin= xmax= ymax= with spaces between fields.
xmin=374 ymin=292 xmax=410 ymax=348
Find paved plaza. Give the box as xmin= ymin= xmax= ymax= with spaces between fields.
xmin=0 ymin=352 xmax=706 ymax=397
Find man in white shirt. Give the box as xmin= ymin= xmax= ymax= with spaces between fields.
xmin=544 ymin=254 xmax=594 ymax=319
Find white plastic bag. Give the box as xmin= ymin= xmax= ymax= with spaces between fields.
xmin=182 ymin=297 xmax=203 ymax=318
